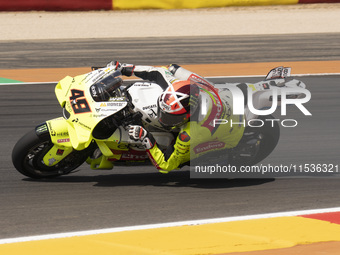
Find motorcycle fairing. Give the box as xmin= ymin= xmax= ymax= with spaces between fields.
xmin=55 ymin=67 xmax=128 ymax=150
xmin=127 ymin=82 xmax=163 ymax=129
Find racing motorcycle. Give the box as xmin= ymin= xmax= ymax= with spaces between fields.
xmin=11 ymin=64 xmax=307 ymax=178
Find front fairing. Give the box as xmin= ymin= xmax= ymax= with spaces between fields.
xmin=55 ymin=66 xmax=128 ymax=150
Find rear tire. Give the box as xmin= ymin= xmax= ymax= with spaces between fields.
xmin=229 ymin=115 xmax=280 ymax=166
xmin=12 ymin=129 xmax=90 ymax=179
xmin=249 ymin=115 xmax=280 ymax=165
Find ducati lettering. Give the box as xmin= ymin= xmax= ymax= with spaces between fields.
xmin=143 ymin=104 xmax=157 ymax=110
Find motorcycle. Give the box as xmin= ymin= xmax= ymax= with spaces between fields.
xmin=11 ymin=64 xmax=307 ymax=178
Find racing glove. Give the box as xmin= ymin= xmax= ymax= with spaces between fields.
xmin=106 ymin=61 xmax=134 ymax=76
xmin=128 ymin=125 xmax=156 ymax=149
xmin=106 ymin=60 xmax=121 ymax=69
xmin=168 ymin=64 xmax=180 ymax=75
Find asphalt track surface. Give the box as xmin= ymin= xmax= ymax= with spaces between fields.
xmin=0 ymin=34 xmax=340 ymax=239
xmin=1 ymin=33 xmax=340 ymax=69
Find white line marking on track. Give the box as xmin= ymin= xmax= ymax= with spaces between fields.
xmin=1 ymin=207 xmax=339 ymax=245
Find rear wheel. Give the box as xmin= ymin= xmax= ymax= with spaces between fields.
xmin=230 ymin=115 xmax=280 ymax=166
xmin=12 ymin=129 xmax=90 ymax=179
xmin=249 ymin=115 xmax=280 ymax=165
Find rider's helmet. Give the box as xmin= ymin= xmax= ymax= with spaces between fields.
xmin=157 ymin=80 xmax=200 ymax=129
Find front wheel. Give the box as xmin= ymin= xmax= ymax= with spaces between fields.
xmin=12 ymin=129 xmax=90 ymax=179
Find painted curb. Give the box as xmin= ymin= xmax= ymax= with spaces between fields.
xmin=0 ymin=0 xmax=339 ymax=11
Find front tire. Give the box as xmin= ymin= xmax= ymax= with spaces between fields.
xmin=12 ymin=129 xmax=89 ymax=179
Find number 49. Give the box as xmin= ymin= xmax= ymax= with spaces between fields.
xmin=69 ymin=89 xmax=91 ymax=114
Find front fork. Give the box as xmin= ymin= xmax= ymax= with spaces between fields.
xmin=37 ymin=117 xmax=74 ymax=167
xmin=39 ymin=117 xmax=125 ymax=170
xmin=38 ymin=118 xmax=144 ymax=170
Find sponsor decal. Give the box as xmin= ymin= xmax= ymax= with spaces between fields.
xmin=36 ymin=124 xmax=48 ymax=135
xmin=121 ymin=153 xmax=149 ymax=160
xmin=193 ymin=141 xmax=225 ymax=154
xmin=72 ymin=118 xmax=91 ymax=130
xmin=262 ymin=83 xmax=270 ymax=89
xmin=179 ymin=131 xmax=190 ymax=142
xmin=56 ymin=132 xmax=69 ymax=137
xmin=160 ymin=101 xmax=171 ymax=111
xmin=47 ymin=122 xmax=56 ymax=136
xmin=133 ymin=82 xmax=151 ymax=87
xmin=143 ymin=104 xmax=157 ymax=110
xmin=48 ymin=158 xmax=57 ymax=166
xmin=108 ymin=97 xmax=126 ymax=101
xmin=100 ymin=102 xmax=125 ymax=107
xmin=57 ymin=138 xmax=70 ymax=143
xmin=56 ymin=149 xmax=64 ymax=156
xmin=83 ymin=69 xmax=105 ymax=84
xmin=91 ymin=114 xmax=106 ymax=118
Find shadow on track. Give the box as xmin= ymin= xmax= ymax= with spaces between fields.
xmin=23 ymin=170 xmax=275 ymax=189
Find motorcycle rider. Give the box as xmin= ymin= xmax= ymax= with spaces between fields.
xmin=113 ymin=61 xmax=245 ymax=173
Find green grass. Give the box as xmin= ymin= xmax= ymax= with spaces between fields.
xmin=0 ymin=77 xmax=23 ymax=84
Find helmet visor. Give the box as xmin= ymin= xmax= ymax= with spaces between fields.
xmin=157 ymin=100 xmax=189 ymax=128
